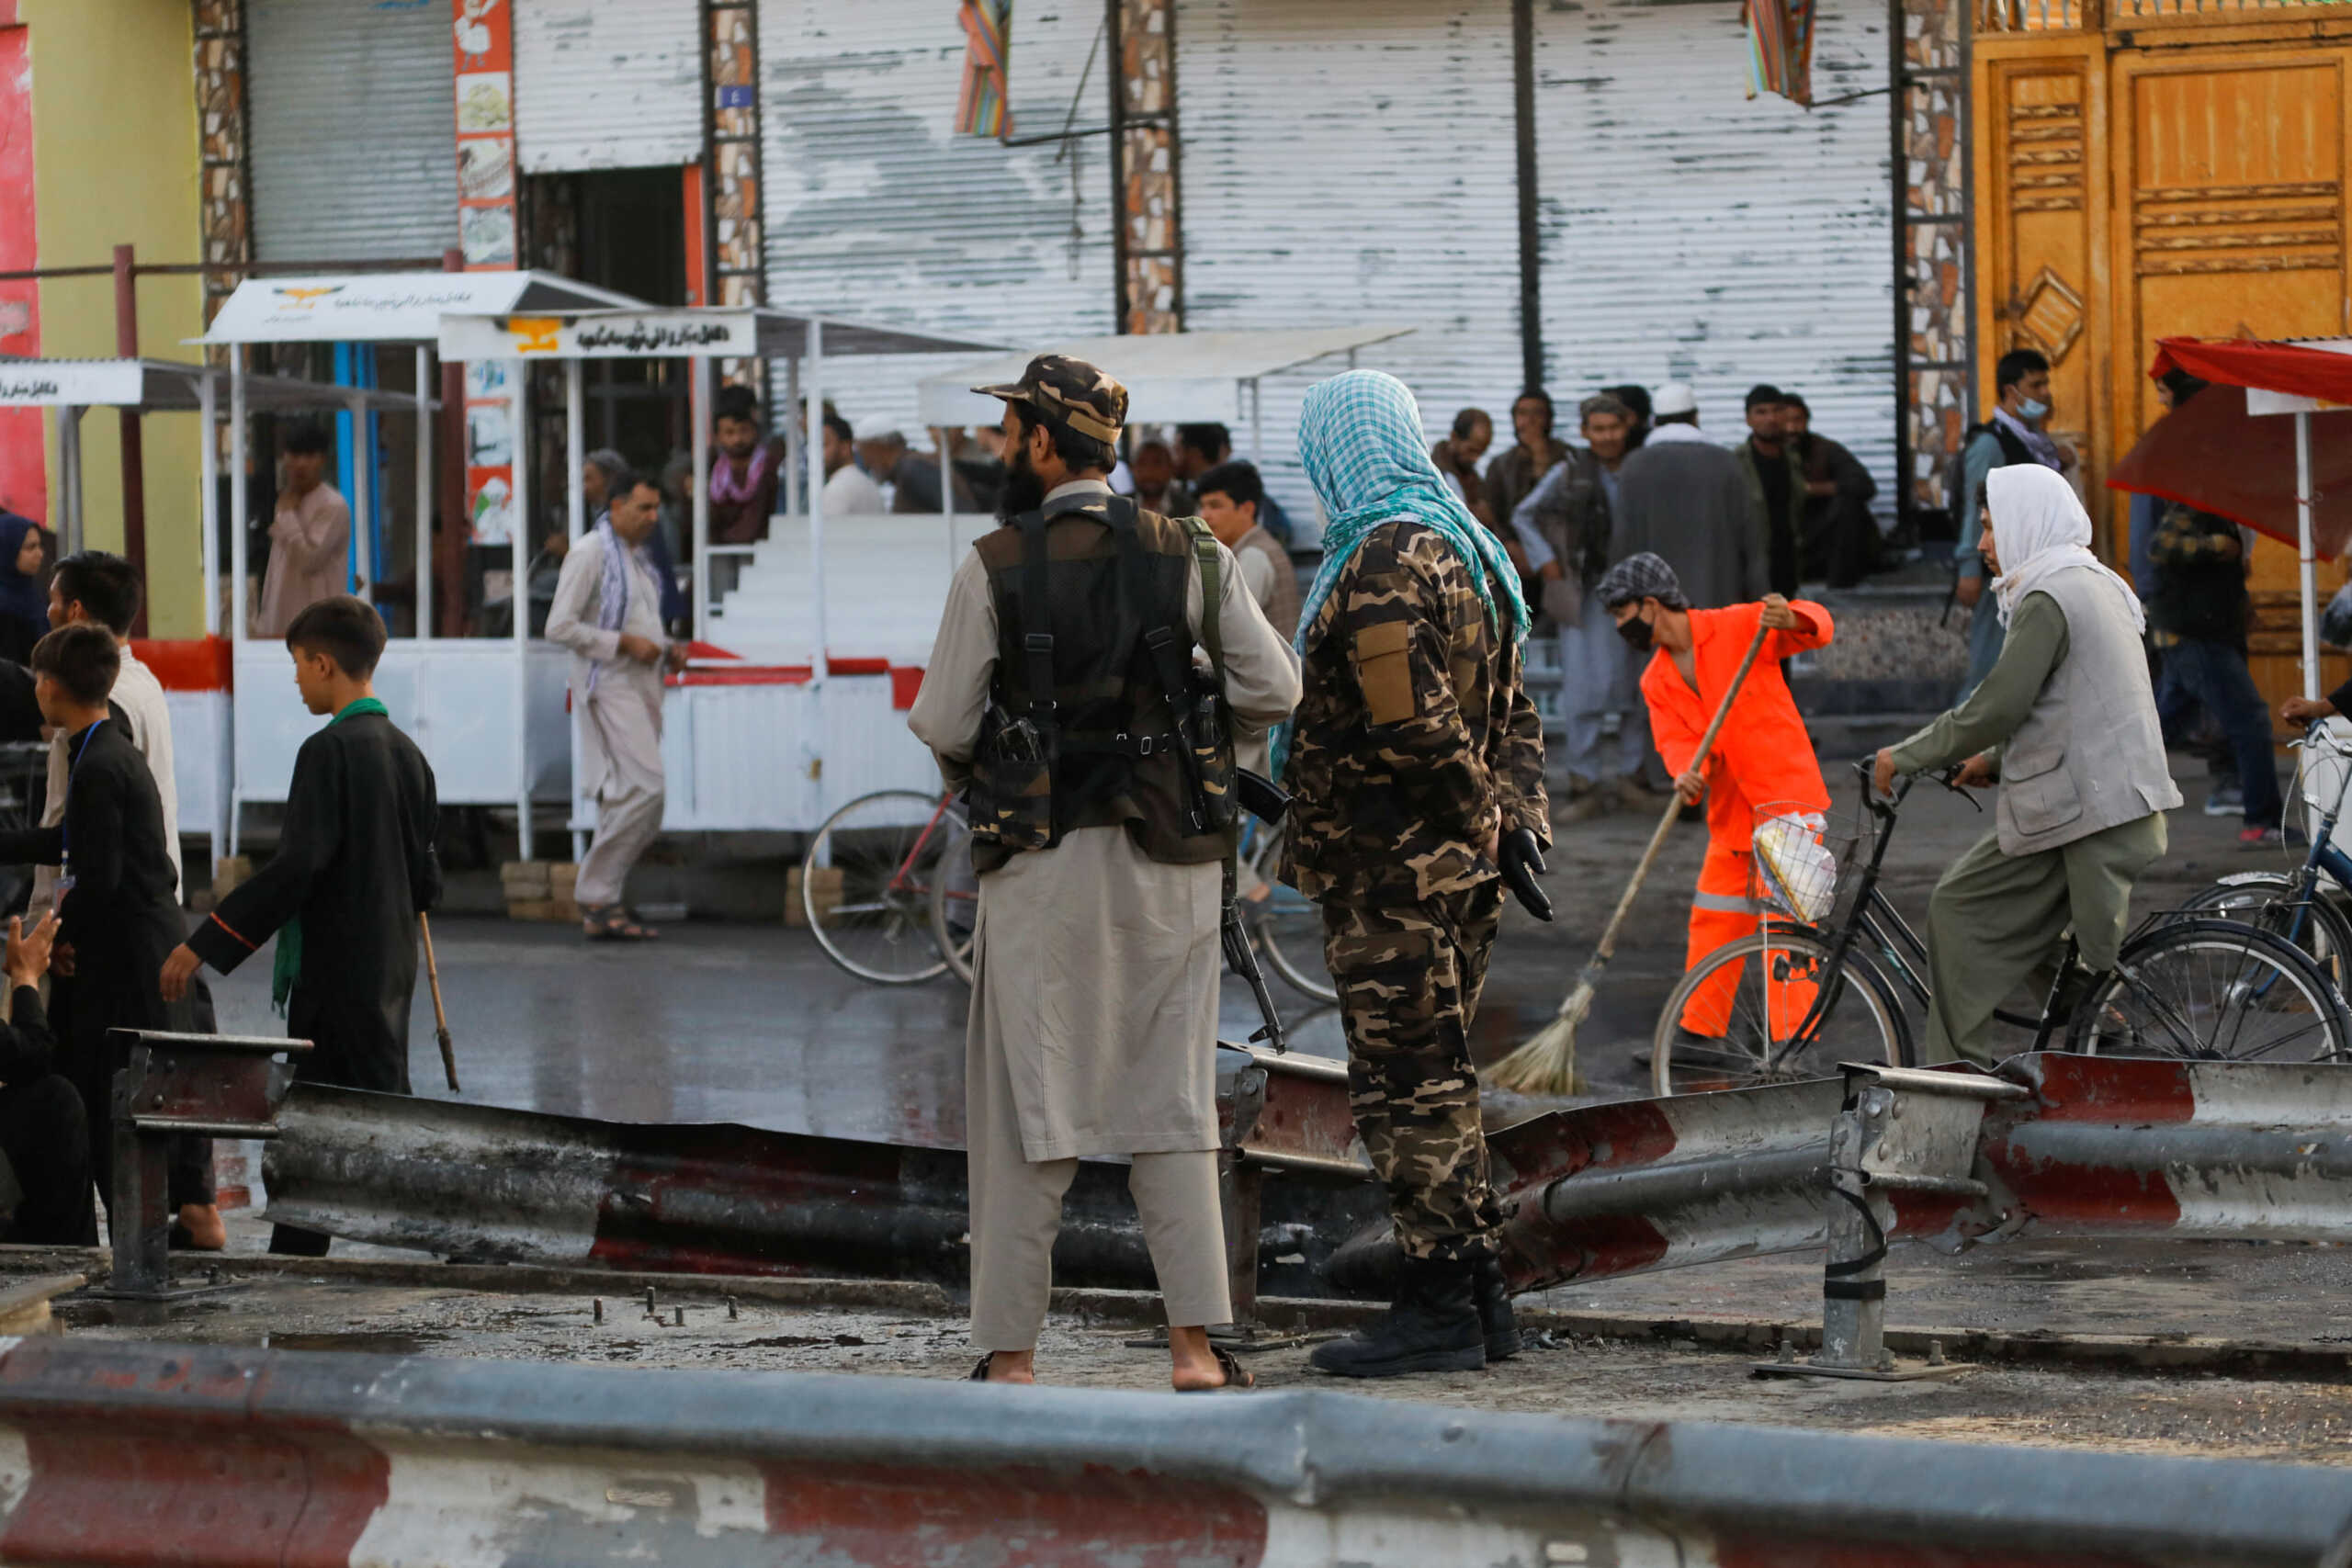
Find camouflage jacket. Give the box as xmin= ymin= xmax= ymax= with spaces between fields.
xmin=1280 ymin=520 xmax=1551 ymax=907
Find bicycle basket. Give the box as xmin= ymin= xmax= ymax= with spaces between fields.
xmin=1750 ymin=805 xmax=1857 ymax=924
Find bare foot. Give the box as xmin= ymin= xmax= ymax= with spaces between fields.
xmin=175 ymin=1203 xmax=226 ymax=1250
xmin=981 ymin=1349 xmax=1036 ymax=1384
xmin=1169 ymin=1325 xmax=1245 ymax=1391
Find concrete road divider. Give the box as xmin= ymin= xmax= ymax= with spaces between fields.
xmin=0 ymin=1336 xmax=2341 ymax=1566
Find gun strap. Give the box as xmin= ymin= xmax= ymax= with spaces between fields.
xmin=1013 ymin=510 xmax=1057 ymax=734
xmin=1181 ymin=517 xmax=1227 ymax=686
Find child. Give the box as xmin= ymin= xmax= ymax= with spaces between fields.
xmin=0 ymin=624 xmax=207 ymax=1234
xmin=162 ymin=595 xmax=441 ymax=1256
xmin=0 ymin=909 xmax=97 ymax=1244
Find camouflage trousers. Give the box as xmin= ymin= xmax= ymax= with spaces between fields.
xmin=1322 ymin=883 xmax=1507 ymax=1262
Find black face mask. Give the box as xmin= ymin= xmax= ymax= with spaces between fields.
xmin=1616 ymin=610 xmax=1656 ymax=654
xmin=998 ymin=440 xmax=1047 ymax=522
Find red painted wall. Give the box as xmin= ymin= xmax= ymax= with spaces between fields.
xmin=0 ymin=15 xmax=44 ymax=525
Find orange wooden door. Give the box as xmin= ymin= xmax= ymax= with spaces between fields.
xmin=2109 ymin=44 xmax=2352 ymax=714
xmin=1973 ymin=43 xmax=2109 ymax=521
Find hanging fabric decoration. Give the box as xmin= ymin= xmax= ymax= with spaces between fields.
xmin=1742 ymin=0 xmax=1815 ymax=107
xmin=956 ymin=0 xmax=1013 ymax=137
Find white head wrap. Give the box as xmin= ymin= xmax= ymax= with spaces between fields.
xmin=1985 ymin=464 xmax=2144 ymax=634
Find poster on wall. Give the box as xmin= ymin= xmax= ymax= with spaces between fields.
xmin=454 ymin=0 xmax=522 ymax=549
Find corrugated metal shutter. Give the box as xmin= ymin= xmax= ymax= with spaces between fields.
xmin=1534 ymin=0 xmax=1894 ymax=496
xmin=514 ymin=0 xmax=705 ymax=174
xmin=1175 ymin=0 xmax=1524 ymax=540
xmin=757 ymin=0 xmax=1116 ymax=444
xmin=246 ymin=0 xmax=458 ymax=264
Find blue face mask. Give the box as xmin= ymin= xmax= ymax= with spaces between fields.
xmin=2018 ymin=397 xmax=2051 ymax=422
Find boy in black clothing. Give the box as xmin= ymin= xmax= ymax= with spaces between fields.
xmin=0 ymin=908 xmax=96 ymax=1244
xmin=0 ymin=625 xmax=205 ymax=1231
xmin=163 ymin=596 xmax=440 ymax=1257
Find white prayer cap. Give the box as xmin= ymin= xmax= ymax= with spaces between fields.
xmin=1652 ymin=382 xmax=1698 ymax=417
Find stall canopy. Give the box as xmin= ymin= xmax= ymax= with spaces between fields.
xmin=2110 ymin=336 xmax=2352 ymax=698
xmin=915 ymin=325 xmax=1417 ymax=429
xmin=199 ymin=270 xmax=644 ymax=345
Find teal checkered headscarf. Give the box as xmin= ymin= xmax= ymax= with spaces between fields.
xmin=1269 ymin=370 xmax=1531 ymax=781
xmin=1293 ymin=369 xmax=1530 ymax=658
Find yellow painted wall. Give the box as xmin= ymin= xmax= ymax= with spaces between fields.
xmin=26 ymin=0 xmax=205 ymax=635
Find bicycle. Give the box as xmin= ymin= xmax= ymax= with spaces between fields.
xmin=2171 ymin=727 xmax=2352 ymax=992
xmin=1236 ymin=818 xmax=1336 ymax=1005
xmin=802 ymin=788 xmax=974 ymax=986
xmin=1651 ymin=759 xmax=2352 ymax=1095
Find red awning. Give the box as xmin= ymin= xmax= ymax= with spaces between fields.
xmin=2109 ymin=338 xmax=2352 ymax=560
xmin=2150 ymin=336 xmax=2352 ymax=407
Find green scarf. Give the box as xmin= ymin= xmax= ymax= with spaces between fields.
xmin=270 ymin=697 xmax=388 ymax=1013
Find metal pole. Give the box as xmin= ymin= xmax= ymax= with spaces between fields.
xmin=347 ymin=392 xmax=372 ymax=603
xmin=1249 ymin=378 xmax=1264 ymax=473
xmin=61 ymin=410 xmax=82 ymax=554
xmin=1815 ymin=1089 xmax=1892 ymax=1372
xmin=805 ymin=321 xmax=827 ymax=683
xmin=113 ymin=243 xmax=149 ymax=635
xmin=692 ymin=357 xmax=711 ymax=644
xmin=2300 ymin=409 xmax=2319 ymax=702
xmin=415 ymin=344 xmax=433 ymax=641
xmin=511 ymin=358 xmax=534 ymax=863
xmin=942 ymin=440 xmax=955 ymax=573
xmin=569 ymin=354 xmax=592 ymax=866
xmin=228 ymin=348 xmax=248 ymax=859
xmin=566 ymin=357 xmax=586 ymax=542
xmin=1510 ymin=0 xmax=1543 ymax=391
xmin=782 ymin=353 xmax=801 ymax=517
xmin=198 ymin=372 xmax=220 ymax=637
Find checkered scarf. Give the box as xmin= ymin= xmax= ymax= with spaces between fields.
xmin=1293 ymin=370 xmax=1530 ymax=658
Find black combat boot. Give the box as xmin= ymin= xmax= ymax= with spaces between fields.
xmin=1310 ymin=1254 xmax=1486 ymax=1378
xmin=1470 ymin=1251 xmax=1519 ymax=1362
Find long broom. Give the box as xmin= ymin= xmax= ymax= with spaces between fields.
xmin=420 ymin=912 xmax=460 ymax=1093
xmin=1490 ymin=617 xmax=1773 ymax=1096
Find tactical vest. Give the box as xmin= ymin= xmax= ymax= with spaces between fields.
xmin=968 ymin=492 xmax=1231 ymax=874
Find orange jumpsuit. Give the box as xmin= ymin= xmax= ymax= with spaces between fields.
xmin=1637 ymin=601 xmax=1834 ymax=1035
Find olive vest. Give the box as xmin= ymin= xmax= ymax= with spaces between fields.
xmin=972 ymin=491 xmax=1229 ymax=871
xmin=1996 ymin=563 xmax=2184 ymax=856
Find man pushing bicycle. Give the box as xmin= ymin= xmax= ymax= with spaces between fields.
xmin=1872 ymin=466 xmax=2179 ymax=1065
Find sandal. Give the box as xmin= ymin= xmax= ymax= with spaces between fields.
xmin=969 ymin=1354 xmax=994 ymax=1382
xmin=582 ymin=904 xmax=659 ymax=942
xmin=1178 ymin=1345 xmax=1256 ymax=1393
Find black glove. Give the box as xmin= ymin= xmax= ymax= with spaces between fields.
xmin=1499 ymin=826 xmax=1553 ymax=922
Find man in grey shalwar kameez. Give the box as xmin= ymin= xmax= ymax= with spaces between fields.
xmin=910 ymin=355 xmax=1300 ymax=1391
xmin=546 ymin=471 xmax=679 ymax=941
xmin=1608 ymin=382 xmax=1769 ymax=611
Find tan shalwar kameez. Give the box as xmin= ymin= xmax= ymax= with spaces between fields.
xmin=546 ymin=531 xmax=669 ymax=911
xmin=254 ymin=483 xmax=350 ymax=638
xmin=908 ymin=479 xmax=1302 ymax=1350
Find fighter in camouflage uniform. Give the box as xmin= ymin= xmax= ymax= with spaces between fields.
xmin=1279 ymin=370 xmax=1555 ymax=1379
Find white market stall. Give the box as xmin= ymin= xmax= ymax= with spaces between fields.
xmin=434 ymin=305 xmax=1003 ymax=839
xmin=917 ymin=325 xmax=1417 ymax=522
xmin=200 ymin=270 xmax=643 ymax=859
xmin=0 ymin=354 xmax=434 ymax=865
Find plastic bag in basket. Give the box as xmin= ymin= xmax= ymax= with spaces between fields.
xmin=1753 ymin=811 xmax=1837 ymax=923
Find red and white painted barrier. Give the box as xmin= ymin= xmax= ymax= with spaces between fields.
xmin=0 ymin=1337 xmax=2338 ymax=1567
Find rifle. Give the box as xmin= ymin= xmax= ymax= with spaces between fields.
xmin=1224 ymin=769 xmax=1292 ymax=1055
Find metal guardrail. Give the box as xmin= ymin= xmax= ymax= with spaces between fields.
xmin=263 ymin=1044 xmax=1378 ymax=1309
xmin=0 ymin=1336 xmax=2339 ymax=1566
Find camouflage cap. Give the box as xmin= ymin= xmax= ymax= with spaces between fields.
xmin=973 ymin=354 xmax=1127 ymax=446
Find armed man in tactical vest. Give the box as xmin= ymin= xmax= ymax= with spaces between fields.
xmin=1280 ymin=370 xmax=1555 ymax=1379
xmin=1873 ymin=464 xmax=2179 ymax=1064
xmin=909 ymin=355 xmax=1301 ymax=1392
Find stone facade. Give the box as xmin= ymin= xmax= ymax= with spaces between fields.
xmin=1897 ymin=0 xmax=1973 ymax=529
xmin=192 ymin=0 xmax=251 ymax=341
xmin=708 ymin=0 xmax=764 ymax=390
xmin=1114 ymin=0 xmax=1181 ymax=335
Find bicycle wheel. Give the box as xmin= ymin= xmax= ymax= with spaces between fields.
xmin=2071 ymin=918 xmax=2352 ymax=1063
xmin=1651 ymin=928 xmax=1911 ymax=1096
xmin=1241 ymin=823 xmax=1337 ymax=1004
xmin=802 ymin=789 xmax=954 ymax=986
xmin=2175 ymin=873 xmax=2352 ymax=994
xmin=928 ymin=807 xmax=978 ymax=987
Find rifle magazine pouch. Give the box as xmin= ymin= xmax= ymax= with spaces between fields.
xmin=970 ymin=711 xmax=1057 ymax=861
xmin=1189 ymin=680 xmax=1238 ymax=833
